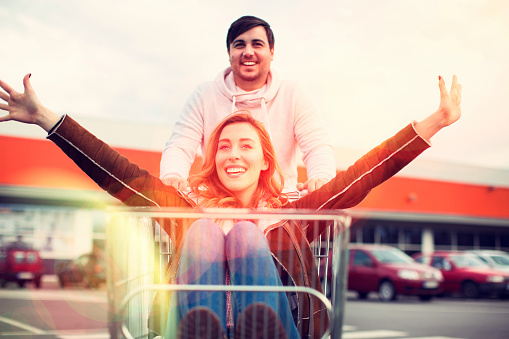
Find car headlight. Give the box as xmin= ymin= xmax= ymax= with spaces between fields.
xmin=433 ymin=270 xmax=444 ymax=281
xmin=487 ymin=275 xmax=504 ymax=283
xmin=398 ymin=269 xmax=420 ymax=280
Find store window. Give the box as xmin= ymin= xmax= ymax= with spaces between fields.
xmin=501 ymin=234 xmax=509 ymax=250
xmin=378 ymin=224 xmax=398 ymax=244
xmin=479 ymin=233 xmax=496 ymax=249
xmin=457 ymin=232 xmax=474 ymax=249
xmin=404 ymin=228 xmax=421 ymax=245
xmin=362 ymin=225 xmax=375 ymax=244
xmin=434 ymin=230 xmax=452 ymax=247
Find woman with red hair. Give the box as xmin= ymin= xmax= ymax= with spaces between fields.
xmin=0 ymin=74 xmax=461 ymax=339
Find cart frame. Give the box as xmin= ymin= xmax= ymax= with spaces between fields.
xmin=106 ymin=207 xmax=351 ymax=339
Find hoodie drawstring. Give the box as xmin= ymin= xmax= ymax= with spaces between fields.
xmin=231 ymin=95 xmax=237 ymax=113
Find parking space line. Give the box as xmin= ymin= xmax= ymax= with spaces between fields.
xmin=342 ymin=329 xmax=407 ymax=338
xmin=0 ymin=315 xmax=46 ymax=334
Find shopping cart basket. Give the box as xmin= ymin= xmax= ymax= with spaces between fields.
xmin=106 ymin=207 xmax=351 ymax=339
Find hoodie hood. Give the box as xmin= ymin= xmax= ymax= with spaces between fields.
xmin=214 ymin=67 xmax=281 ymax=138
xmin=214 ymin=67 xmax=281 ymax=110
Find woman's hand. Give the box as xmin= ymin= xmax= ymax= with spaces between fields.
xmin=414 ymin=75 xmax=462 ymax=140
xmin=437 ymin=75 xmax=462 ymax=127
xmin=0 ymin=74 xmax=60 ymax=132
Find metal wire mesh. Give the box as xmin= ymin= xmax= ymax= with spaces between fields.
xmin=106 ymin=207 xmax=350 ymax=339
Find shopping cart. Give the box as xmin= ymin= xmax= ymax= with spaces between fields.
xmin=106 ymin=207 xmax=351 ymax=339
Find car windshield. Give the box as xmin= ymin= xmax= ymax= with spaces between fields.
xmin=491 ymin=254 xmax=509 ymax=266
xmin=371 ymin=249 xmax=414 ymax=264
xmin=449 ymin=254 xmax=489 ymax=268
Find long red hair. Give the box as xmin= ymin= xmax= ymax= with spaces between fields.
xmin=189 ymin=112 xmax=285 ymax=208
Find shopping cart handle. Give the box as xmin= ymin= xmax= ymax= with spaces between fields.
xmin=118 ymin=284 xmax=333 ymax=339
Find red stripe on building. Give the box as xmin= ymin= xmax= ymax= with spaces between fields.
xmin=2 ymin=135 xmax=509 ymax=219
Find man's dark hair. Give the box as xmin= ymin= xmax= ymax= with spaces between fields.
xmin=226 ymin=16 xmax=275 ymax=51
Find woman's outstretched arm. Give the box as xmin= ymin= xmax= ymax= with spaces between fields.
xmin=291 ymin=75 xmax=462 ymax=241
xmin=0 ymin=74 xmax=192 ymax=209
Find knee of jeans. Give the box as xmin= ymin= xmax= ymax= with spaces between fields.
xmin=226 ymin=221 xmax=270 ymax=256
xmin=182 ymin=219 xmax=225 ymax=258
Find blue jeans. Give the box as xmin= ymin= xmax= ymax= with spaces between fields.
xmin=176 ymin=219 xmax=300 ymax=338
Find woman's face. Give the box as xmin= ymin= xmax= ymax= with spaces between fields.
xmin=215 ymin=122 xmax=268 ymax=206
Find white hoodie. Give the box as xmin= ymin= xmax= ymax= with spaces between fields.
xmin=160 ymin=67 xmax=336 ymax=190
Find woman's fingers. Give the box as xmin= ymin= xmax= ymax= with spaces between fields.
xmin=23 ymin=74 xmax=33 ymax=93
xmin=0 ymin=90 xmax=9 ymax=103
xmin=0 ymin=78 xmax=15 ymax=95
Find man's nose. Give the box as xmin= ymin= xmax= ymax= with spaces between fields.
xmin=243 ymin=45 xmax=254 ymax=57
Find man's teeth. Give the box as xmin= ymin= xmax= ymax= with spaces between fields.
xmin=243 ymin=62 xmax=256 ymax=65
xmin=227 ymin=168 xmax=246 ymax=174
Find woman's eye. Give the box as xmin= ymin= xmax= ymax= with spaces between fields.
xmin=241 ymin=144 xmax=253 ymax=149
xmin=218 ymin=144 xmax=231 ymax=150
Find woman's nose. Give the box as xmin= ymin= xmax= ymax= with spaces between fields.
xmin=228 ymin=150 xmax=240 ymax=160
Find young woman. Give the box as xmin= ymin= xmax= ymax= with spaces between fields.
xmin=0 ymin=74 xmax=461 ymax=339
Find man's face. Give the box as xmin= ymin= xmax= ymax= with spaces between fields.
xmin=228 ymin=26 xmax=274 ymax=91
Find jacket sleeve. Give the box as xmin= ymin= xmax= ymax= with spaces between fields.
xmin=47 ymin=115 xmax=189 ymax=208
xmin=159 ymin=84 xmax=206 ymax=180
xmin=292 ymin=83 xmax=337 ymax=181
xmin=293 ymin=122 xmax=431 ymax=238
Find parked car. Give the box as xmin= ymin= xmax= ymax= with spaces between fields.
xmin=0 ymin=242 xmax=44 ymax=288
xmin=320 ymin=244 xmax=443 ymax=301
xmin=466 ymin=250 xmax=509 ymax=273
xmin=413 ymin=251 xmax=509 ymax=298
xmin=55 ymin=253 xmax=106 ymax=288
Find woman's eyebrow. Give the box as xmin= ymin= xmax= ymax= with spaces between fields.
xmin=219 ymin=138 xmax=255 ymax=143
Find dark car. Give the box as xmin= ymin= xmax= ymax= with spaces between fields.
xmin=55 ymin=253 xmax=106 ymax=288
xmin=0 ymin=243 xmax=44 ymax=288
xmin=413 ymin=251 xmax=509 ymax=298
xmin=320 ymin=244 xmax=443 ymax=301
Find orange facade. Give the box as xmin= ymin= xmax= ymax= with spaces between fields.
xmin=1 ymin=135 xmax=509 ymax=220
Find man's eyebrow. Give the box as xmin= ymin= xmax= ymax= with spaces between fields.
xmin=232 ymin=38 xmax=266 ymax=45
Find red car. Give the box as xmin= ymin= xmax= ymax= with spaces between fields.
xmin=320 ymin=244 xmax=443 ymax=301
xmin=413 ymin=251 xmax=509 ymax=298
xmin=0 ymin=243 xmax=44 ymax=288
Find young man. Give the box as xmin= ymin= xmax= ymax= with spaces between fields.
xmin=160 ymin=16 xmax=336 ymax=193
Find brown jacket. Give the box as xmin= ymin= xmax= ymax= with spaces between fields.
xmin=47 ymin=115 xmax=430 ymax=338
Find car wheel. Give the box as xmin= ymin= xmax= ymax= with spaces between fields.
xmin=17 ymin=280 xmax=26 ymax=288
xmin=58 ymin=275 xmax=65 ymax=288
xmin=418 ymin=295 xmax=433 ymax=302
xmin=378 ymin=280 xmax=397 ymax=301
xmin=358 ymin=292 xmax=369 ymax=300
xmin=462 ymin=281 xmax=479 ymax=298
xmin=33 ymin=277 xmax=42 ymax=289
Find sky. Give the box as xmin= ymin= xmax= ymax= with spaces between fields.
xmin=1 ymin=0 xmax=509 ymax=174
